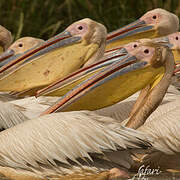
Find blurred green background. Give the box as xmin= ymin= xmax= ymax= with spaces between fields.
xmin=0 ymin=0 xmax=180 ymax=41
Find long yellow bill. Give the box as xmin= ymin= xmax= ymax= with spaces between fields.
xmin=0 ymin=18 xmax=106 ymax=93
xmin=36 ymin=35 xmax=176 ymax=99
xmin=36 ymin=47 xmax=128 ymax=97
xmin=40 ymin=42 xmax=168 ymax=115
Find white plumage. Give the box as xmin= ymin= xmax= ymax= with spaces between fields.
xmin=0 ymin=111 xmax=151 ymax=178
xmin=95 ymin=86 xmax=180 ymax=169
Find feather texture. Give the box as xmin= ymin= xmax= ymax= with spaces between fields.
xmin=138 ymin=97 xmax=180 ymax=155
xmin=0 ymin=111 xmax=151 ymax=175
xmin=0 ymin=101 xmax=28 ymax=129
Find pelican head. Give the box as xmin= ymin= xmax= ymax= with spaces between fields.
xmin=151 ymin=32 xmax=180 ymax=78
xmin=170 ymin=31 xmax=180 ymax=88
xmin=40 ymin=41 xmax=173 ymax=114
xmin=66 ymin=18 xmax=107 ymax=67
xmin=0 ymin=25 xmax=12 ymax=52
xmin=165 ymin=32 xmax=180 ymax=66
xmin=106 ymin=8 xmax=179 ymax=50
xmin=0 ymin=18 xmax=107 ymax=93
xmin=121 ymin=36 xmax=180 ymax=91
xmin=9 ymin=37 xmax=44 ymax=54
xmin=163 ymin=33 xmax=180 ymax=89
xmin=0 ymin=37 xmax=44 ymax=66
xmin=141 ymin=8 xmax=179 ymax=36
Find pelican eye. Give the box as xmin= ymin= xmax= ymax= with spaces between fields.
xmin=133 ymin=44 xmax=138 ymax=48
xmin=144 ymin=49 xmax=149 ymax=54
xmin=78 ymin=26 xmax=83 ymax=30
xmin=176 ymin=36 xmax=179 ymax=40
xmin=18 ymin=43 xmax=23 ymax=47
xmin=152 ymin=15 xmax=157 ymax=19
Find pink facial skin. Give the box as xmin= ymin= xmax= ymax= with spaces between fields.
xmin=140 ymin=12 xmax=161 ymax=26
xmin=139 ymin=9 xmax=179 ymax=36
xmin=124 ymin=38 xmax=152 ymax=52
xmin=130 ymin=45 xmax=155 ymax=63
xmin=168 ymin=32 xmax=180 ymax=49
xmin=167 ymin=32 xmax=180 ymax=74
xmin=66 ymin=21 xmax=89 ymax=37
xmin=124 ymin=42 xmax=140 ymax=52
